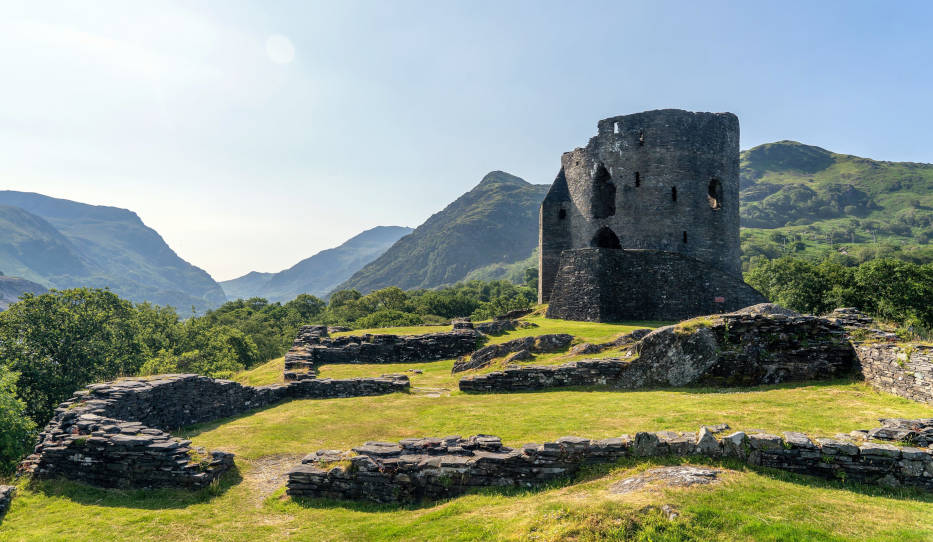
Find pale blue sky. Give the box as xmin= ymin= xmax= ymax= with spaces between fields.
xmin=2 ymin=1 xmax=931 ymax=280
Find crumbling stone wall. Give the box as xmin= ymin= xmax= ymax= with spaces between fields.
xmin=287 ymin=426 xmax=933 ymax=504
xmin=460 ymin=311 xmax=856 ymax=392
xmin=22 ymin=373 xmax=409 ymax=489
xmin=539 ymin=109 xmax=752 ymax=321
xmin=451 ymin=334 xmax=573 ymax=373
xmin=0 ymin=485 xmax=14 ymax=520
xmin=856 ymin=343 xmax=933 ymax=404
xmin=284 ymin=325 xmax=482 ymax=380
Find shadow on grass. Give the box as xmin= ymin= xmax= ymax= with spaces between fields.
xmin=26 ymin=466 xmax=242 ymax=509
xmin=285 ymin=454 xmax=933 ymax=513
xmin=459 ymin=377 xmax=868 ymax=396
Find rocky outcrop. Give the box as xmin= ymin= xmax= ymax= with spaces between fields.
xmin=0 ymin=485 xmax=14 ymax=520
xmin=284 ymin=325 xmax=482 ymax=380
xmin=287 ymin=427 xmax=933 ymax=504
xmin=451 ymin=334 xmax=573 ymax=373
xmin=460 ymin=311 xmax=857 ymax=392
xmin=21 ymin=373 xmax=409 ymax=489
xmin=856 ymin=343 xmax=933 ymax=404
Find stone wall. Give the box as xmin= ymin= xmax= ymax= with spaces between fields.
xmin=460 ymin=310 xmax=856 ymax=392
xmin=856 ymin=343 xmax=933 ymax=404
xmin=546 ymin=248 xmax=766 ymax=322
xmin=287 ymin=426 xmax=933 ymax=504
xmin=0 ymin=485 xmax=13 ymax=520
xmin=540 ymin=109 xmax=743 ymax=306
xmin=451 ymin=334 xmax=573 ymax=373
xmin=284 ymin=325 xmax=482 ymax=380
xmin=22 ymin=373 xmax=409 ymax=489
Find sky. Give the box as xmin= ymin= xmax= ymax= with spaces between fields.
xmin=2 ymin=1 xmax=932 ymax=281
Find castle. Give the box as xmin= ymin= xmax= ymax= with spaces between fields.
xmin=539 ymin=109 xmax=766 ymax=322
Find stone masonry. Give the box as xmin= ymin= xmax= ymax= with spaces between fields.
xmin=539 ymin=109 xmax=765 ymax=321
xmin=856 ymin=343 xmax=933 ymax=404
xmin=287 ymin=427 xmax=933 ymax=504
xmin=0 ymin=485 xmax=14 ymax=520
xmin=284 ymin=324 xmax=482 ymax=381
xmin=460 ymin=309 xmax=856 ymax=392
xmin=451 ymin=334 xmax=574 ymax=373
xmin=21 ymin=373 xmax=409 ymax=489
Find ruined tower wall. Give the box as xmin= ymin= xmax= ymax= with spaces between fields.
xmin=539 ymin=109 xmax=743 ymax=304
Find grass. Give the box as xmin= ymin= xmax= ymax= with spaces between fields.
xmin=6 ymin=317 xmax=933 ymax=540
xmin=4 ymin=378 xmax=933 ymax=541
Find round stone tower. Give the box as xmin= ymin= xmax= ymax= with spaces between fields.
xmin=540 ymin=109 xmax=762 ymax=321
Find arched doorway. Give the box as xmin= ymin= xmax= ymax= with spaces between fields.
xmin=590 ymin=226 xmax=622 ymax=249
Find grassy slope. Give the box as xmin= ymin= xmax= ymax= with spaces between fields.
xmin=6 ymin=319 xmax=933 ymax=541
xmin=739 ymin=141 xmax=933 ymax=268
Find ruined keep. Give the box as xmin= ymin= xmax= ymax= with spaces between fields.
xmin=540 ymin=109 xmax=765 ymax=321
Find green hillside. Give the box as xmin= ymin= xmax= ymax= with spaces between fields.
xmin=0 ymin=192 xmax=226 ymax=311
xmin=337 ymin=171 xmax=548 ymax=293
xmin=739 ymin=141 xmax=933 ymax=268
xmin=222 ymin=226 xmax=413 ymax=301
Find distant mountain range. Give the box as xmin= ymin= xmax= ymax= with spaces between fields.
xmin=336 ymin=171 xmax=548 ymax=293
xmin=0 ymin=275 xmax=46 ymax=310
xmin=220 ymin=226 xmax=413 ymax=301
xmin=0 ymin=191 xmax=225 ymax=311
xmin=3 ymin=142 xmax=930 ymax=310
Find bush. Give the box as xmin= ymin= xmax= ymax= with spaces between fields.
xmin=0 ymin=367 xmax=37 ymax=474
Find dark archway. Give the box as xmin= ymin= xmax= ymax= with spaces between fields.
xmin=590 ymin=226 xmax=622 ymax=249
xmin=591 ymin=162 xmax=616 ymax=219
xmin=708 ymin=178 xmax=723 ymax=210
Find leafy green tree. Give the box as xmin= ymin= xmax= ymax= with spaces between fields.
xmin=0 ymin=288 xmax=145 ymax=425
xmin=0 ymin=367 xmax=36 ymax=473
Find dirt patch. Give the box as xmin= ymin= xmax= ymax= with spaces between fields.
xmin=241 ymin=454 xmax=304 ymax=504
xmin=608 ymin=466 xmax=723 ymax=495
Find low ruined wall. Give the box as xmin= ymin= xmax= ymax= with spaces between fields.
xmin=459 ymin=359 xmax=626 ymax=392
xmin=287 ymin=428 xmax=933 ymax=504
xmin=284 ymin=325 xmax=482 ymax=379
xmin=460 ymin=312 xmax=857 ymax=393
xmin=0 ymin=485 xmax=14 ymax=520
xmin=857 ymin=344 xmax=933 ymax=404
xmin=452 ymin=334 xmax=574 ymax=373
xmin=22 ymin=373 xmax=409 ymax=489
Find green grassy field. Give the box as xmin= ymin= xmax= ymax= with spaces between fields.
xmin=4 ymin=319 xmax=933 ymax=541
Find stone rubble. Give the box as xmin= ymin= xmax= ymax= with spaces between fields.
xmin=284 ymin=324 xmax=481 ymax=380
xmin=0 ymin=485 xmax=14 ymax=520
xmin=864 ymin=419 xmax=933 ymax=447
xmin=451 ymin=334 xmax=574 ymax=373
xmin=856 ymin=343 xmax=933 ymax=404
xmin=21 ymin=373 xmax=409 ymax=489
xmin=460 ymin=311 xmax=857 ymax=392
xmin=287 ymin=427 xmax=933 ymax=503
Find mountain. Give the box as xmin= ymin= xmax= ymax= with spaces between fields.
xmin=739 ymin=141 xmax=933 ymax=266
xmin=221 ymin=226 xmax=413 ymax=301
xmin=336 ymin=171 xmax=548 ymax=293
xmin=0 ymin=191 xmax=226 ymax=311
xmin=0 ymin=275 xmax=47 ymax=310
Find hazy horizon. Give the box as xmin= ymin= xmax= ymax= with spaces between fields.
xmin=3 ymin=0 xmax=932 ymax=281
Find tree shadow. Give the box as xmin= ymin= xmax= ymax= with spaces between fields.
xmin=25 ymin=466 xmax=242 ymax=509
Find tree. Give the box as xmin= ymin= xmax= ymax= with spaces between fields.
xmin=0 ymin=288 xmax=145 ymax=426
xmin=0 ymin=367 xmax=36 ymax=473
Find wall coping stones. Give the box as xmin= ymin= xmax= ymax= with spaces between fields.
xmin=287 ymin=426 xmax=933 ymax=503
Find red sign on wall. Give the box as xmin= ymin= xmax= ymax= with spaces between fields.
xmin=714 ymin=296 xmax=725 ymax=303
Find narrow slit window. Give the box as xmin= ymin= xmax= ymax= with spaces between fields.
xmin=683 ymin=231 xmax=688 ymax=243
xmin=558 ymin=208 xmax=567 ymax=220
xmin=708 ymin=178 xmax=723 ymax=210
xmin=634 ymin=172 xmax=641 ymax=187
xmin=671 ymin=186 xmax=677 ymax=202
xmin=638 ymin=131 xmax=645 ymax=146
